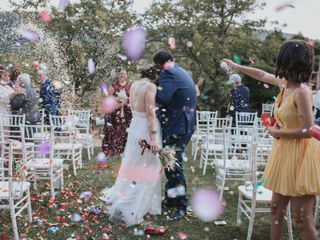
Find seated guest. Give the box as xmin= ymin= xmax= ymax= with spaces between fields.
xmin=0 ymin=70 xmax=15 ymax=115
xmin=10 ymin=74 xmax=39 ymax=124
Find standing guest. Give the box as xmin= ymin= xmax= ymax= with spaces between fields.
xmin=0 ymin=70 xmax=15 ymax=115
xmin=227 ymin=73 xmax=250 ymax=124
xmin=8 ymin=67 xmax=21 ymax=89
xmin=222 ymin=40 xmax=320 ymax=240
xmin=102 ymin=69 xmax=132 ymax=157
xmin=39 ymin=69 xmax=60 ymax=123
xmin=10 ymin=74 xmax=39 ymax=124
xmin=154 ymin=50 xmax=197 ymax=220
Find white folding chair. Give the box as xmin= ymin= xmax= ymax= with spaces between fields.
xmin=23 ymin=125 xmax=64 ymax=199
xmin=262 ymin=103 xmax=274 ymax=115
xmin=0 ymin=142 xmax=32 ymax=240
xmin=192 ymin=111 xmax=218 ymax=160
xmin=50 ymin=115 xmax=83 ymax=176
xmin=69 ymin=110 xmax=93 ymax=161
xmin=200 ymin=117 xmax=232 ymax=175
xmin=236 ymin=144 xmax=293 ymax=240
xmin=216 ymin=127 xmax=256 ymax=200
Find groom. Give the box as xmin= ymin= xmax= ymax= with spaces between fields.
xmin=154 ymin=50 xmax=196 ymax=220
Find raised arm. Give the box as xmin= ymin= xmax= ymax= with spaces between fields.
xmin=221 ymin=59 xmax=285 ymax=88
xmin=156 ymin=72 xmax=177 ymax=106
xmin=145 ymin=83 xmax=159 ymax=154
xmin=268 ymin=87 xmax=313 ymax=139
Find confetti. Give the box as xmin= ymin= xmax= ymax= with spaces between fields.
xmin=168 ymin=37 xmax=176 ymax=49
xmin=39 ymin=10 xmax=52 ymax=23
xmin=88 ymin=58 xmax=96 ymax=75
xmin=191 ymin=189 xmax=223 ymax=222
xmin=79 ymin=191 xmax=92 ymax=199
xmin=122 ymin=26 xmax=146 ymax=60
xmin=96 ymin=152 xmax=107 ymax=164
xmin=100 ymin=82 xmax=109 ymax=96
xmin=263 ymin=83 xmax=269 ymax=89
xmin=177 ymin=232 xmax=187 ymax=240
xmin=275 ymin=2 xmax=295 ymax=12
xmin=58 ymin=0 xmax=68 ymax=11
xmin=187 ymin=41 xmax=193 ymax=47
xmin=17 ymin=28 xmax=39 ymax=42
xmin=233 ymin=54 xmax=241 ymax=64
xmin=117 ymin=54 xmax=128 ymax=61
xmin=72 ymin=213 xmax=82 ymax=222
xmin=38 ymin=141 xmax=52 ymax=157
xmin=101 ymin=96 xmax=118 ymax=114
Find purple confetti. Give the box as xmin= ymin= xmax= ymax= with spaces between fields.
xmin=117 ymin=54 xmax=128 ymax=61
xmin=100 ymin=83 xmax=109 ymax=96
xmin=96 ymin=152 xmax=107 ymax=164
xmin=17 ymin=28 xmax=39 ymax=42
xmin=122 ymin=26 xmax=146 ymax=60
xmin=58 ymin=0 xmax=68 ymax=11
xmin=38 ymin=141 xmax=51 ymax=157
xmin=79 ymin=191 xmax=92 ymax=199
xmin=191 ymin=189 xmax=223 ymax=222
xmin=88 ymin=58 xmax=96 ymax=75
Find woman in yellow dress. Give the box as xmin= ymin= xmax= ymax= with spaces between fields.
xmin=222 ymin=40 xmax=320 ymax=240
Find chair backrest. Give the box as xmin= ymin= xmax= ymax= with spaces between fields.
xmin=50 ymin=115 xmax=77 ymax=130
xmin=50 ymin=115 xmax=78 ymax=144
xmin=69 ymin=110 xmax=91 ymax=129
xmin=262 ymin=103 xmax=274 ymax=115
xmin=235 ymin=112 xmax=258 ymax=129
xmin=0 ymin=114 xmax=26 ymax=142
xmin=196 ymin=111 xmax=218 ymax=134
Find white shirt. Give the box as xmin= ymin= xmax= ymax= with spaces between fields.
xmin=0 ymin=82 xmax=14 ymax=115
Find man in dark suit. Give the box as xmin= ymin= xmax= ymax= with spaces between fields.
xmin=154 ymin=50 xmax=196 ymax=220
xmin=39 ymin=69 xmax=61 ymax=123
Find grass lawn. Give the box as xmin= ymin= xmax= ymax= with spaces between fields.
xmin=0 ymin=146 xmax=298 ymax=239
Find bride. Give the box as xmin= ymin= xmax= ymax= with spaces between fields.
xmin=100 ymin=66 xmax=162 ymax=226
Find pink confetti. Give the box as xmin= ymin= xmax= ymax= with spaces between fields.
xmin=88 ymin=58 xmax=96 ymax=75
xmin=39 ymin=10 xmax=52 ymax=23
xmin=117 ymin=54 xmax=128 ymax=61
xmin=177 ymin=232 xmax=187 ymax=240
xmin=263 ymin=83 xmax=269 ymax=88
xmin=101 ymin=96 xmax=118 ymax=114
xmin=275 ymin=2 xmax=295 ymax=12
xmin=168 ymin=37 xmax=176 ymax=49
xmin=17 ymin=28 xmax=39 ymax=42
xmin=100 ymin=82 xmax=109 ymax=95
xmin=122 ymin=26 xmax=146 ymax=60
xmin=191 ymin=189 xmax=223 ymax=222
xmin=102 ymin=233 xmax=110 ymax=240
xmin=38 ymin=141 xmax=51 ymax=157
xmin=96 ymin=152 xmax=107 ymax=164
xmin=58 ymin=0 xmax=68 ymax=11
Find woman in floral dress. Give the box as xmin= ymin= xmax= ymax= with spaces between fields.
xmin=102 ymin=69 xmax=132 ymax=157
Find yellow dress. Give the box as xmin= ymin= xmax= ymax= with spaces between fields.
xmin=263 ymin=88 xmax=320 ymax=196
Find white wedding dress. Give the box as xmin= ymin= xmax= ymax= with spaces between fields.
xmin=100 ymin=80 xmax=162 ymax=226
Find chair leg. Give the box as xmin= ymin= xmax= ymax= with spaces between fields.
xmin=72 ymin=149 xmax=77 ymax=176
xmin=50 ymin=173 xmax=55 ymax=199
xmin=27 ymin=190 xmax=33 ymax=223
xmin=246 ymin=197 xmax=256 ymax=240
xmin=60 ymin=168 xmax=64 ymax=191
xmin=236 ymin=193 xmax=242 ymax=225
xmin=87 ymin=143 xmax=91 ymax=161
xmin=202 ymin=151 xmax=208 ymax=176
xmin=10 ymin=202 xmax=19 ymax=240
xmin=286 ymin=202 xmax=293 ymax=240
xmin=219 ymin=173 xmax=226 ymax=201
xmin=193 ymin=138 xmax=199 ymax=160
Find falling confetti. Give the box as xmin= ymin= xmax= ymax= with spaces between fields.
xmin=58 ymin=0 xmax=68 ymax=11
xmin=187 ymin=41 xmax=193 ymax=47
xmin=17 ymin=28 xmax=39 ymax=42
xmin=263 ymin=83 xmax=270 ymax=89
xmin=101 ymin=96 xmax=118 ymax=114
xmin=88 ymin=58 xmax=96 ymax=75
xmin=117 ymin=54 xmax=128 ymax=61
xmin=177 ymin=232 xmax=188 ymax=240
xmin=191 ymin=189 xmax=223 ymax=222
xmin=233 ymin=54 xmax=241 ymax=64
xmin=96 ymin=152 xmax=107 ymax=164
xmin=79 ymin=191 xmax=92 ymax=199
xmin=122 ymin=26 xmax=146 ymax=60
xmin=100 ymin=82 xmax=109 ymax=96
xmin=38 ymin=10 xmax=52 ymax=23
xmin=72 ymin=213 xmax=82 ymax=222
xmin=275 ymin=1 xmax=295 ymax=12
xmin=38 ymin=141 xmax=51 ymax=157
xmin=168 ymin=37 xmax=176 ymax=49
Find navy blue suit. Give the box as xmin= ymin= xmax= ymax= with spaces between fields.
xmin=40 ymin=78 xmax=61 ymax=123
xmin=156 ymin=64 xmax=196 ymax=211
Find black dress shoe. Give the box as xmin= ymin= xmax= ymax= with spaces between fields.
xmin=161 ymin=199 xmax=175 ymax=208
xmin=170 ymin=209 xmax=186 ymax=220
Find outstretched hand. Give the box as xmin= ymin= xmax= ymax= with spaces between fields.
xmin=220 ymin=58 xmax=238 ymax=71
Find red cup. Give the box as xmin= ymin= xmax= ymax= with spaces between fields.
xmin=310 ymin=125 xmax=320 ymax=141
xmin=261 ymin=113 xmax=276 ymax=128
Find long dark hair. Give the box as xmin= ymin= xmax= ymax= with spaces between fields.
xmin=275 ymin=40 xmax=314 ymax=83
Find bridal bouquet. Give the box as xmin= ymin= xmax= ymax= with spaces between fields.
xmin=116 ymin=89 xmax=128 ymax=104
xmin=138 ymin=139 xmax=178 ymax=171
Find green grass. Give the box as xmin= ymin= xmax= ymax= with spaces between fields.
xmin=0 ymin=146 xmax=298 ymax=239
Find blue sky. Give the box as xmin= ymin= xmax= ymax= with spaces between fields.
xmin=1 ymin=0 xmax=319 ymax=39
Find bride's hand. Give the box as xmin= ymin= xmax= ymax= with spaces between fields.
xmin=150 ymin=139 xmax=159 ymax=155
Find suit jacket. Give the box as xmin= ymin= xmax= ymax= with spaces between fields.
xmin=10 ymin=86 xmax=40 ymax=124
xmin=156 ymin=64 xmax=196 ymax=139
xmin=39 ymin=78 xmax=61 ymax=116
xmin=228 ymin=85 xmax=250 ymax=121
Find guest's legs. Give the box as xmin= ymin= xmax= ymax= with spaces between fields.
xmin=270 ymin=192 xmax=290 ymax=240
xmin=291 ymin=195 xmax=319 ymax=240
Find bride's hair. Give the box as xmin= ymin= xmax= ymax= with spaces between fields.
xmin=140 ymin=65 xmax=159 ymax=81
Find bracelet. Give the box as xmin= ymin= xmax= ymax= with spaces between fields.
xmin=151 ymin=130 xmax=157 ymax=135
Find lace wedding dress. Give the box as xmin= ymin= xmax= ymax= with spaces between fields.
xmin=100 ymin=80 xmax=162 ymax=226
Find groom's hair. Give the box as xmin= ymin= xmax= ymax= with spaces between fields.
xmin=153 ymin=50 xmax=173 ymax=66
